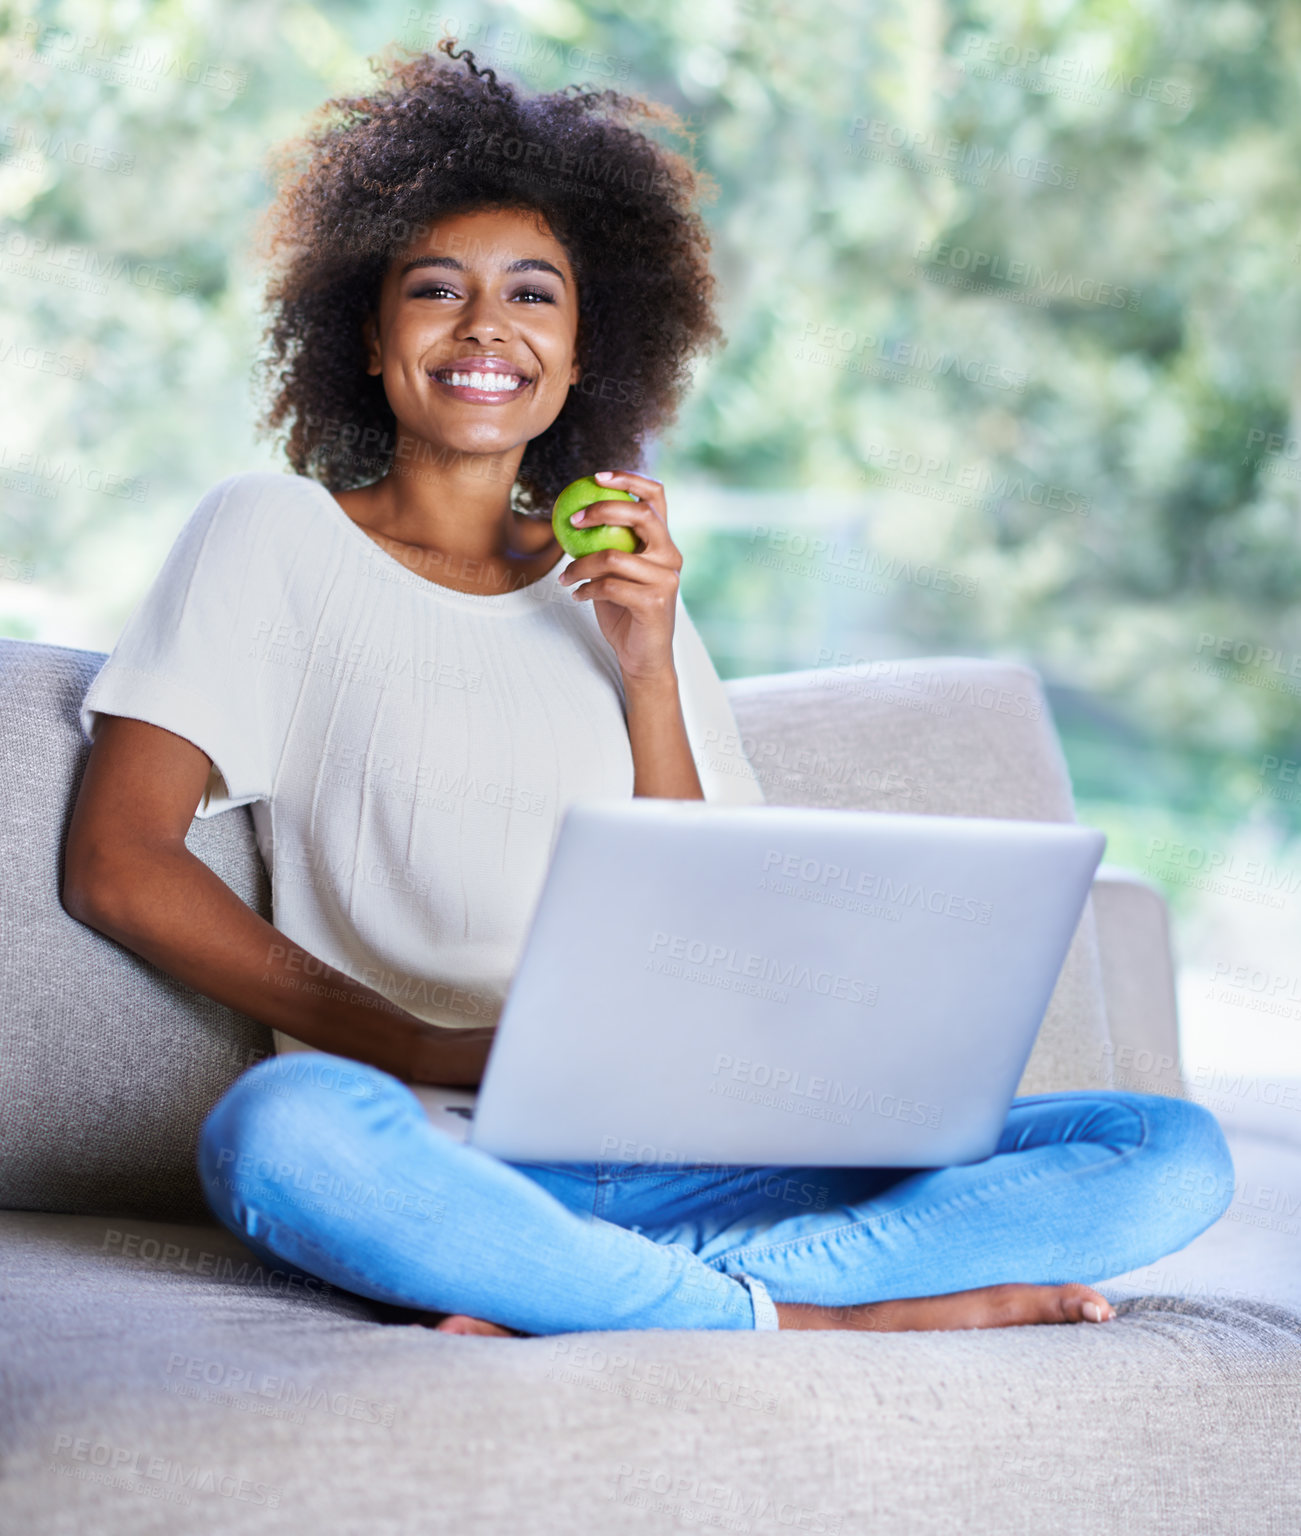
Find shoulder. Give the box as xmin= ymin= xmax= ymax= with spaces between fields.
xmin=180 ymin=471 xmax=332 ymax=557
xmin=192 ymin=470 xmax=329 ymax=525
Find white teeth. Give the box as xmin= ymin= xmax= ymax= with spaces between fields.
xmin=439 ymin=370 xmax=524 ymax=392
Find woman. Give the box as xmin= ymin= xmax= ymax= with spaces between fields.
xmin=63 ymin=40 xmax=1233 ymax=1337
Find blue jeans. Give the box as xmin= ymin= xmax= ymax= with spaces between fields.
xmin=196 ymin=1052 xmax=1234 ymax=1333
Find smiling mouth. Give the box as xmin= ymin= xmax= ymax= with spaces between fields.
xmin=430 ymin=367 xmax=532 ymax=397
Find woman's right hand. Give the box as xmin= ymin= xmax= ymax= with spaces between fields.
xmin=406 ymin=1024 xmax=497 ymax=1089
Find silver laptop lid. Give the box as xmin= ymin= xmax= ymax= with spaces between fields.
xmin=469 ymin=800 xmax=1104 ymax=1166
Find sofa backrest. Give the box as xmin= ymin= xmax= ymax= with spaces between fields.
xmin=1 ymin=640 xmax=275 ymax=1222
xmin=0 ymin=640 xmax=1113 ymax=1223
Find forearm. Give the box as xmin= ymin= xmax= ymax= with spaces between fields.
xmin=67 ymin=843 xmax=492 ymax=1087
xmin=624 ymin=666 xmax=704 ymax=800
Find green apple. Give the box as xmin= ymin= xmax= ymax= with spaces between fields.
xmin=552 ymin=475 xmax=640 ymax=558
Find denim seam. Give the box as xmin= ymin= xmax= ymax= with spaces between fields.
xmin=717 ymin=1100 xmax=1152 ymax=1267
xmin=732 ymin=1271 xmax=780 ymax=1330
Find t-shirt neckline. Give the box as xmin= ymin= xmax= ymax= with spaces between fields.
xmin=301 ymin=475 xmax=572 ymax=614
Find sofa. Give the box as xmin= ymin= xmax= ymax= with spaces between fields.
xmin=2 ymin=635 xmax=1299 ymax=1535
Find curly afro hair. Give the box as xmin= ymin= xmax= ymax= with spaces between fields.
xmin=251 ymin=37 xmax=726 ymax=513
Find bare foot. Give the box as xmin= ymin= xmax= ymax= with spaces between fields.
xmin=774 ymin=1281 xmax=1117 ymax=1332
xmin=414 ymin=1312 xmax=523 ymax=1337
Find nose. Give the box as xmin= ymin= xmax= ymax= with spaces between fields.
xmin=455 ymin=289 xmax=512 ymax=345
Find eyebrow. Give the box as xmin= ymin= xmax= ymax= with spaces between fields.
xmin=397 ymin=254 xmax=568 ymax=286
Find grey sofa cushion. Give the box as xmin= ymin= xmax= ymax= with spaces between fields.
xmin=2 ymin=1106 xmax=1298 ymax=1535
xmin=724 ymin=658 xmax=1113 ymax=1098
xmin=0 ymin=640 xmax=275 ymax=1224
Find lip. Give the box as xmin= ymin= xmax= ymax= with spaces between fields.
xmin=428 ymin=356 xmax=533 ymax=404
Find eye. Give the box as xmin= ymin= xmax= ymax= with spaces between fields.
xmin=408 ymin=283 xmax=556 ymax=304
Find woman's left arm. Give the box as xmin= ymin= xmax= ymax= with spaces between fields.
xmin=556 ymin=469 xmax=705 ymax=801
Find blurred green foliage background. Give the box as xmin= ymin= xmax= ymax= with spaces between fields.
xmin=1 ymin=0 xmax=1298 ymax=1068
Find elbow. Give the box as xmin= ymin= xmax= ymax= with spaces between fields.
xmin=60 ymin=866 xmax=106 ymax=932
xmin=60 ymin=844 xmax=129 ymax=933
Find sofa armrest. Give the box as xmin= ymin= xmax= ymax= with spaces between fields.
xmin=1090 ymin=865 xmax=1185 ymax=1098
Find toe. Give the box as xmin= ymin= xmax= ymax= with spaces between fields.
xmin=433 ymin=1314 xmax=524 ymax=1337
xmin=1058 ymin=1283 xmax=1115 ymax=1323
xmin=435 ymin=1314 xmax=490 ymax=1334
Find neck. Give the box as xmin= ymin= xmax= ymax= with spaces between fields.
xmin=364 ymin=429 xmax=547 ymax=563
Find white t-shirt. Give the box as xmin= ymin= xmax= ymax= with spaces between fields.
xmin=79 ymin=470 xmax=765 ymax=1097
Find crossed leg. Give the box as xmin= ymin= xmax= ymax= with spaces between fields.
xmin=198 ymin=1058 xmax=1233 ymax=1336
xmin=443 ymin=1090 xmax=1233 ymax=1334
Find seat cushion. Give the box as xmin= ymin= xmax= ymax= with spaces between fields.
xmin=2 ymin=1111 xmax=1297 ymax=1535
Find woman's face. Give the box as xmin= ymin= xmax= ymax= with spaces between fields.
xmin=363 ymin=204 xmax=582 ymax=467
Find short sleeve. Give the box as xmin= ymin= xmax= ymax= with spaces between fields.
xmin=671 ymin=591 xmax=766 ymax=805
xmin=78 ymin=473 xmax=287 ymax=819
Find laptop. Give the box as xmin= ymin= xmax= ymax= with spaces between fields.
xmin=418 ymin=799 xmax=1104 ymax=1167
